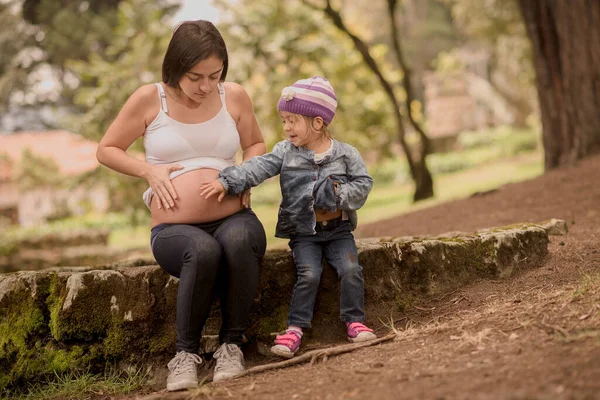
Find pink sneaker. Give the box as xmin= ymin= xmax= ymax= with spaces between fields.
xmin=346 ymin=322 xmax=376 ymax=343
xmin=270 ymin=329 xmax=302 ymax=358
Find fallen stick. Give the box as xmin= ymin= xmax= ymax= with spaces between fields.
xmin=223 ymin=332 xmax=398 ymax=381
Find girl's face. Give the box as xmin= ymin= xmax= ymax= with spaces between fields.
xmin=280 ymin=111 xmax=321 ymax=148
xmin=178 ymin=54 xmax=223 ymax=104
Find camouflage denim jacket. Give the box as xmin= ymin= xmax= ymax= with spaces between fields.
xmin=218 ymin=139 xmax=373 ymax=239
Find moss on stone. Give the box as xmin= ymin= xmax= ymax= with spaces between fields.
xmin=0 ymin=274 xmax=93 ymax=392
xmin=22 ymin=344 xmax=87 ymax=377
xmin=102 ymin=326 xmax=131 ymax=359
xmin=0 ymin=305 xmax=46 ymax=389
xmin=3 ymin=344 xmax=95 ymax=393
xmin=0 ymin=299 xmax=45 ymax=360
xmin=47 ymin=273 xmax=66 ymax=340
xmin=102 ymin=322 xmax=175 ymax=361
xmin=484 ymin=223 xmax=539 ymax=233
xmin=51 ymin=273 xmax=119 ymax=341
xmin=395 ymin=292 xmax=416 ymax=312
xmin=437 ymin=237 xmax=467 ymax=244
xmin=253 ymin=304 xmax=289 ymax=342
xmin=147 ymin=329 xmax=176 ymax=355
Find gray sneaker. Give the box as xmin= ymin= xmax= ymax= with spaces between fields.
xmin=166 ymin=351 xmax=202 ymax=391
xmin=212 ymin=343 xmax=245 ymax=382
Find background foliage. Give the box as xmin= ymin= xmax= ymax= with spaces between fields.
xmin=0 ymin=0 xmax=540 ymax=217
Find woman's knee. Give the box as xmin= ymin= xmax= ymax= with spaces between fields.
xmin=185 ymin=236 xmax=222 ymax=266
xmin=218 ymin=218 xmax=266 ymax=257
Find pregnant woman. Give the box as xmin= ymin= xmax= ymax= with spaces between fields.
xmin=96 ymin=20 xmax=267 ymax=391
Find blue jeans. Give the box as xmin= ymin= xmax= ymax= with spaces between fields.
xmin=287 ymin=217 xmax=366 ymax=328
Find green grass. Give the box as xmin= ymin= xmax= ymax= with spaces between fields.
xmin=1 ymin=367 xmax=149 ymax=400
xmin=108 ymin=225 xmax=151 ymax=248
xmin=572 ymin=271 xmax=600 ymax=302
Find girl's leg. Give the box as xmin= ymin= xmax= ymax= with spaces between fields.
xmin=271 ymin=237 xmax=322 ymax=358
xmin=287 ymin=238 xmax=324 ymax=328
xmin=152 ymin=224 xmax=222 ymax=353
xmin=322 ymin=231 xmax=366 ymax=324
xmin=213 ymin=209 xmax=267 ymax=345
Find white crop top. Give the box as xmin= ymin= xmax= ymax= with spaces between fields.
xmin=142 ymin=82 xmax=241 ymax=208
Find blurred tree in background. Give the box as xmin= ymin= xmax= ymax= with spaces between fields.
xmin=0 ymin=0 xmax=177 ymax=214
xmin=213 ymin=0 xmax=396 ymax=158
xmin=212 ymin=0 xmax=442 ymax=200
xmin=67 ymin=0 xmax=174 ymax=143
xmin=5 ymin=0 xmax=599 ymax=216
xmin=0 ymin=0 xmax=34 ymax=114
xmin=440 ymin=0 xmax=536 ymax=128
xmin=300 ymin=0 xmax=435 ymax=200
xmin=66 ymin=0 xmax=176 ymax=213
xmin=519 ymin=0 xmax=600 ymax=170
xmin=14 ymin=148 xmax=62 ymax=190
xmin=346 ymin=0 xmax=458 ymax=107
xmin=0 ymin=0 xmax=120 ymax=116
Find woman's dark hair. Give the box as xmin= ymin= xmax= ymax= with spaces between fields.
xmin=162 ymin=20 xmax=229 ymax=88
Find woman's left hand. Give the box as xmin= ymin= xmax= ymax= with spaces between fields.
xmin=241 ymin=190 xmax=251 ymax=208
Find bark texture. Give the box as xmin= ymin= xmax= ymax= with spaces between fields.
xmin=519 ymin=0 xmax=600 ymax=169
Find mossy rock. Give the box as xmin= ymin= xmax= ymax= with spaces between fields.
xmin=0 ymin=223 xmax=550 ymax=392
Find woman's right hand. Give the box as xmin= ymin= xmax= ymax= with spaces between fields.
xmin=145 ymin=163 xmax=184 ymax=210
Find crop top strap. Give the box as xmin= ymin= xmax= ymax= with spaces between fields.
xmin=155 ymin=83 xmax=169 ymax=114
xmin=218 ymin=82 xmax=226 ymax=106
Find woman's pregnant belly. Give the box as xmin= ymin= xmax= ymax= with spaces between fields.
xmin=150 ymin=168 xmax=243 ymax=226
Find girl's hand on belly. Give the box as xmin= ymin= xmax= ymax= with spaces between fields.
xmin=145 ymin=163 xmax=184 ymax=209
xmin=151 ymin=169 xmax=244 ymax=225
xmin=200 ymin=179 xmax=227 ymax=201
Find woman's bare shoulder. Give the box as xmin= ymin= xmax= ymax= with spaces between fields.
xmin=223 ymin=81 xmax=253 ymax=121
xmin=223 ymin=81 xmax=251 ymax=102
xmin=130 ymin=83 xmax=160 ymax=106
xmin=123 ymin=83 xmax=161 ymax=123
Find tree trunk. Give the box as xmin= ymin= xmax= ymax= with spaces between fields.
xmin=302 ymin=0 xmax=434 ymax=201
xmin=387 ymin=0 xmax=433 ymax=201
xmin=519 ymin=0 xmax=600 ymax=170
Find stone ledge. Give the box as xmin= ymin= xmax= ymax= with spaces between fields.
xmin=0 ymin=228 xmax=121 ymax=273
xmin=0 ymin=222 xmax=552 ymax=390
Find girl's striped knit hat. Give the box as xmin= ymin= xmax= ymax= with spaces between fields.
xmin=277 ymin=76 xmax=337 ymax=125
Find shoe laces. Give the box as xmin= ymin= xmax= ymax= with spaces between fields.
xmin=214 ymin=344 xmax=243 ymax=372
xmin=168 ymin=351 xmax=202 ymax=376
xmin=347 ymin=322 xmax=373 ymax=335
xmin=274 ymin=329 xmax=302 ymax=347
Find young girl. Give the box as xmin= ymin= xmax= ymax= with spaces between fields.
xmin=200 ymin=76 xmax=376 ymax=358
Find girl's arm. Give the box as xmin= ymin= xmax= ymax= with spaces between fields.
xmin=335 ymin=146 xmax=374 ymax=210
xmin=219 ymin=141 xmax=287 ymax=194
xmin=200 ymin=141 xmax=287 ymax=200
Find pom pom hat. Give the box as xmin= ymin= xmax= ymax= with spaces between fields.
xmin=277 ymin=76 xmax=337 ymax=125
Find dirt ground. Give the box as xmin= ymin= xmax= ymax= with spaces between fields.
xmin=135 ymin=154 xmax=600 ymax=400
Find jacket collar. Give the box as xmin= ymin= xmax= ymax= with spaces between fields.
xmin=294 ymin=139 xmax=339 ymax=160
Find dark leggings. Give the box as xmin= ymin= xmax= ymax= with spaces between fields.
xmin=151 ymin=209 xmax=266 ymax=352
